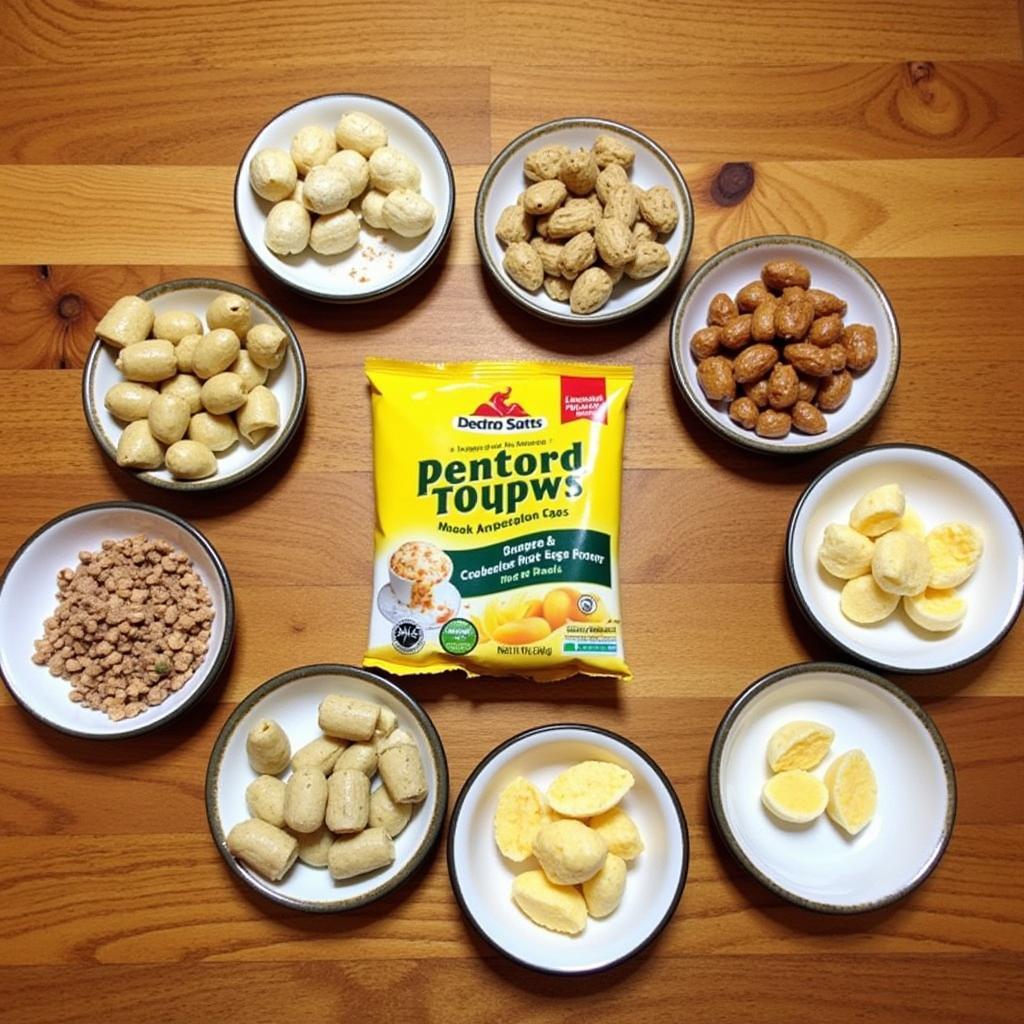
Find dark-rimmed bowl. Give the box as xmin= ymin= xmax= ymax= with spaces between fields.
xmin=447 ymin=723 xmax=688 ymax=974
xmin=670 ymin=234 xmax=900 ymax=454
xmin=234 ymin=93 xmax=455 ymax=303
xmin=708 ymin=661 xmax=956 ymax=914
xmin=83 ymin=277 xmax=307 ymax=492
xmin=476 ymin=116 xmax=694 ymax=325
xmin=787 ymin=443 xmax=1024 ymax=673
xmin=0 ymin=501 xmax=234 ymax=739
xmin=206 ymin=663 xmax=448 ymax=912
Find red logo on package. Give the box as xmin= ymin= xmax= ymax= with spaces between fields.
xmin=473 ymin=386 xmax=529 ymax=418
xmin=561 ymin=375 xmax=608 ymax=425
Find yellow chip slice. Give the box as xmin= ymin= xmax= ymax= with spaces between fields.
xmin=511 ymin=869 xmax=587 ymax=935
xmin=494 ymin=776 xmax=549 ymax=861
xmin=546 ymin=760 xmax=635 ymax=818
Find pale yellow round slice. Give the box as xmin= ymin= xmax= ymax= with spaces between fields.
xmin=546 ymin=760 xmax=635 ymax=819
xmin=825 ymin=749 xmax=877 ymax=835
xmin=762 ymin=770 xmax=828 ymax=824
xmin=840 ymin=574 xmax=901 ymax=624
xmin=819 ymin=524 xmax=874 ymax=579
xmin=494 ymin=776 xmax=549 ymax=862
xmin=512 ymin=869 xmax=587 ymax=935
xmin=766 ymin=720 xmax=835 ymax=772
xmin=926 ymin=522 xmax=983 ymax=589
xmin=904 ymin=587 xmax=967 ymax=632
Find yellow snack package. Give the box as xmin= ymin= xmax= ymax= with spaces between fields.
xmin=364 ymin=358 xmax=633 ymax=681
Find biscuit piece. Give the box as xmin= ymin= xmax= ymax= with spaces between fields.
xmin=531 ymin=819 xmax=607 ymax=885
xmin=511 ymin=869 xmax=587 ymax=935
xmin=582 ymin=853 xmax=627 ymax=918
xmin=547 ymin=760 xmax=635 ymax=818
xmin=494 ymin=776 xmax=550 ymax=862
xmin=588 ymin=807 xmax=644 ymax=861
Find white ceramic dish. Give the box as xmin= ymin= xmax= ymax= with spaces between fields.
xmin=206 ymin=664 xmax=448 ymax=912
xmin=708 ymin=662 xmax=956 ymax=913
xmin=83 ymin=278 xmax=306 ymax=492
xmin=235 ymin=93 xmax=455 ymax=302
xmin=476 ymin=117 xmax=693 ymax=325
xmin=670 ymin=234 xmax=900 ymax=454
xmin=447 ymin=724 xmax=688 ymax=974
xmin=788 ymin=444 xmax=1024 ymax=673
xmin=0 ymin=502 xmax=234 ymax=739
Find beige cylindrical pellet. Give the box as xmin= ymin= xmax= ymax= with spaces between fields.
xmin=200 ymin=372 xmax=246 ymax=415
xmin=291 ymin=735 xmax=346 ymax=774
xmin=105 ymin=381 xmax=158 ymax=422
xmin=147 ymin=392 xmax=190 ymax=445
xmin=236 ymin=385 xmax=279 ymax=446
xmin=326 ymin=768 xmax=370 ymax=833
xmin=114 ymin=338 xmax=177 ymax=383
xmin=378 ymin=727 xmax=415 ymax=752
xmin=334 ymin=741 xmax=378 ymax=777
xmin=230 ymin=350 xmax=269 ymax=393
xmin=295 ymin=825 xmax=333 ymax=868
xmin=245 ymin=718 xmax=291 ymax=774
xmin=226 ymin=818 xmax=298 ymax=881
xmin=161 ymin=373 xmax=202 ymax=414
xmin=374 ymin=706 xmax=398 ymax=740
xmin=192 ymin=329 xmax=241 ymax=380
xmin=284 ymin=766 xmax=329 ymax=834
xmin=95 ymin=295 xmax=154 ymax=348
xmin=115 ymin=419 xmax=164 ymax=470
xmin=369 ymin=783 xmax=412 ymax=838
xmin=318 ymin=694 xmax=380 ymax=741
xmin=245 ymin=323 xmax=288 ymax=369
xmin=245 ymin=775 xmax=287 ymax=828
xmin=176 ymin=333 xmax=201 ymax=373
xmin=152 ymin=310 xmax=202 ymax=342
xmin=165 ymin=439 xmax=217 ymax=480
xmin=188 ymin=411 xmax=239 ymax=452
xmin=327 ymin=827 xmax=395 ymax=880
xmin=206 ymin=293 xmax=253 ymax=336
xmin=379 ymin=743 xmax=427 ymax=804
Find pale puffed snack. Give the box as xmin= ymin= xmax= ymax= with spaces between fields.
xmin=531 ymin=819 xmax=608 ymax=885
xmin=588 ymin=807 xmax=644 ymax=861
xmin=248 ymin=110 xmax=436 ymax=267
xmin=493 ymin=776 xmax=551 ymax=862
xmin=246 ymin=718 xmax=291 ymax=774
xmin=547 ymin=760 xmax=635 ymax=818
xmin=93 ymin=289 xmax=290 ymax=481
xmin=227 ymin=819 xmax=298 ymax=881
xmin=512 ymin=869 xmax=588 ymax=935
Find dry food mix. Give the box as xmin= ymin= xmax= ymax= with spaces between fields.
xmin=364 ymin=359 xmax=632 ymax=681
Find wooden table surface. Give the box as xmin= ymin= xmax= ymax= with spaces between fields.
xmin=2 ymin=2 xmax=1023 ymax=1021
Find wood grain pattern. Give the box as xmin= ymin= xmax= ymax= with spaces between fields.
xmin=0 ymin=1 xmax=1022 ymax=1021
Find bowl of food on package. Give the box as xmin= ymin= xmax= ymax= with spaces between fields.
xmin=83 ymin=278 xmax=306 ymax=491
xmin=235 ymin=93 xmax=455 ymax=302
xmin=787 ymin=444 xmax=1024 ymax=673
xmin=206 ymin=663 xmax=448 ymax=912
xmin=476 ymin=117 xmax=694 ymax=324
xmin=670 ymin=234 xmax=899 ymax=453
xmin=708 ymin=661 xmax=956 ymax=913
xmin=0 ymin=501 xmax=234 ymax=739
xmin=447 ymin=724 xmax=688 ymax=974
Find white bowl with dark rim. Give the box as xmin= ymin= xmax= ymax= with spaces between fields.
xmin=670 ymin=234 xmax=900 ymax=454
xmin=447 ymin=724 xmax=688 ymax=974
xmin=83 ymin=278 xmax=307 ymax=492
xmin=235 ymin=93 xmax=455 ymax=303
xmin=476 ymin=117 xmax=694 ymax=325
xmin=0 ymin=501 xmax=234 ymax=739
xmin=787 ymin=444 xmax=1024 ymax=674
xmin=708 ymin=662 xmax=956 ymax=914
xmin=206 ymin=663 xmax=448 ymax=913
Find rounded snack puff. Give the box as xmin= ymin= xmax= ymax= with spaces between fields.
xmin=494 ymin=776 xmax=551 ymax=862
xmin=582 ymin=853 xmax=627 ymax=919
xmin=512 ymin=869 xmax=587 ymax=935
xmin=588 ymin=806 xmax=644 ymax=861
xmin=546 ymin=760 xmax=635 ymax=818
xmin=531 ymin=818 xmax=608 ymax=886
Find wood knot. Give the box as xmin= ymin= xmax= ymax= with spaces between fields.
xmin=908 ymin=61 xmax=934 ymax=85
xmin=38 ymin=264 xmax=51 ymax=280
xmin=711 ymin=163 xmax=754 ymax=207
xmin=57 ymin=293 xmax=83 ymax=321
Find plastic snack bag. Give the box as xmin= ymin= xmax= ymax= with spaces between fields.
xmin=364 ymin=358 xmax=633 ymax=681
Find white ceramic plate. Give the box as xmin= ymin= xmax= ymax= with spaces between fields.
xmin=206 ymin=664 xmax=448 ymax=912
xmin=476 ymin=117 xmax=694 ymax=325
xmin=83 ymin=278 xmax=307 ymax=492
xmin=234 ymin=93 xmax=455 ymax=302
xmin=447 ymin=724 xmax=688 ymax=974
xmin=788 ymin=444 xmax=1024 ymax=673
xmin=0 ymin=502 xmax=234 ymax=739
xmin=708 ymin=662 xmax=956 ymax=913
xmin=670 ymin=235 xmax=900 ymax=454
